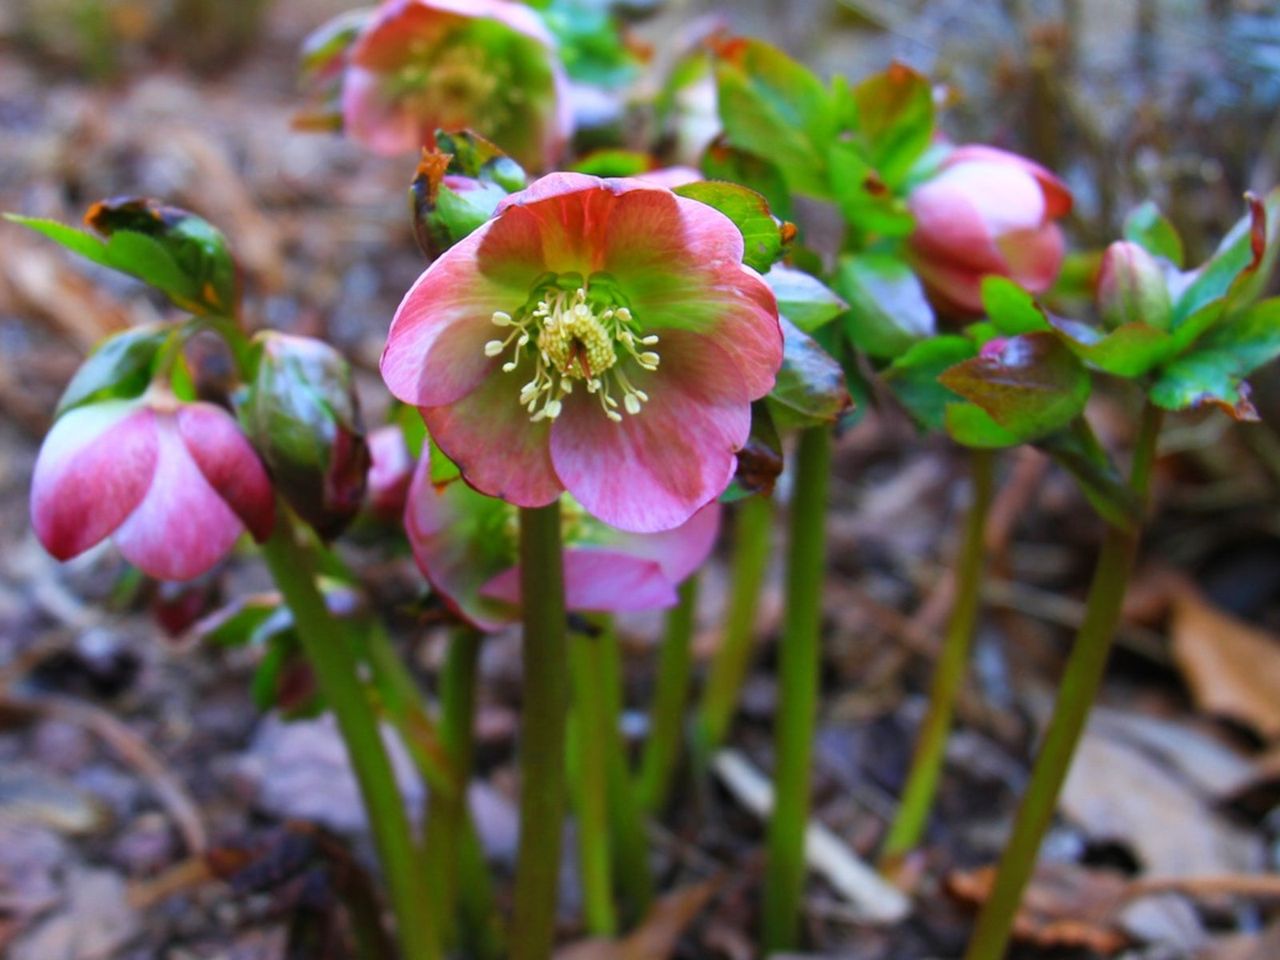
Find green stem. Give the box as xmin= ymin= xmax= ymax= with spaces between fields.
xmin=880 ymin=449 xmax=997 ymax=868
xmin=762 ymin=427 xmax=831 ymax=952
xmin=569 ymin=630 xmax=619 ymax=936
xmin=598 ymin=622 xmax=655 ymax=922
xmin=423 ymin=629 xmax=481 ymax=948
xmin=512 ymin=502 xmax=569 ymax=960
xmin=694 ymin=495 xmax=774 ymax=757
xmin=963 ymin=403 xmax=1162 ymax=960
xmin=260 ymin=512 xmax=439 ymax=960
xmin=638 ymin=575 xmax=699 ymax=814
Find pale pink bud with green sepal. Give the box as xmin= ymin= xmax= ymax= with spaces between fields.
xmin=1096 ymin=240 xmax=1173 ymax=331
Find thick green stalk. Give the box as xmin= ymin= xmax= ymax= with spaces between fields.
xmin=694 ymin=495 xmax=774 ymax=756
xmin=569 ymin=631 xmax=619 ymax=936
xmin=512 ymin=502 xmax=569 ymax=960
xmin=963 ymin=404 xmax=1162 ymax=960
xmin=762 ymin=427 xmax=831 ymax=952
xmin=598 ymin=622 xmax=655 ymax=921
xmin=260 ymin=513 xmax=439 ymax=960
xmin=880 ymin=449 xmax=997 ymax=867
xmin=638 ymin=575 xmax=700 ymax=813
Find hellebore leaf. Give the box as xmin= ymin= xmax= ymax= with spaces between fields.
xmin=433 ymin=129 xmax=528 ymax=191
xmin=7 ymin=199 xmax=238 ymax=317
xmin=712 ymin=36 xmax=835 ymax=199
xmin=944 ymin=402 xmax=1020 ymax=449
xmin=939 ymin=332 xmax=1090 ymax=442
xmin=840 ymin=62 xmax=934 ymax=188
xmin=764 ymin=265 xmax=847 ymax=333
xmin=572 ymin=149 xmax=656 ymax=178
xmin=56 ymin=325 xmax=171 ymax=416
xmin=767 ymin=316 xmax=852 ymax=430
xmin=834 ymin=252 xmax=935 ymax=358
xmin=674 ymin=180 xmax=791 ymax=273
xmin=725 ymin=400 xmax=783 ymax=499
xmin=700 ymin=138 xmax=794 ymax=220
xmin=1149 ymin=297 xmax=1280 ymax=420
xmin=533 ymin=0 xmax=640 ymax=88
xmin=1037 ymin=421 xmax=1141 ymax=531
xmin=1171 ymin=188 xmax=1280 ymax=339
xmin=827 ymin=141 xmax=916 ymax=240
xmin=981 ymin=276 xmax=1051 ymax=335
xmin=882 ymin=334 xmax=976 ymax=431
xmin=410 ymin=133 xmax=524 ymax=260
xmin=1047 ymin=315 xmax=1175 ymax=378
xmin=1124 ymin=201 xmax=1185 ymax=268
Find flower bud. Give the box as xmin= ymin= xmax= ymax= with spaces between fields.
xmin=31 ymin=395 xmax=274 ymax=581
xmin=244 ymin=333 xmax=370 ymax=539
xmin=908 ymin=144 xmax=1072 ymax=317
xmin=367 ymin=424 xmax=415 ymax=520
xmin=1096 ymin=240 xmax=1173 ymax=330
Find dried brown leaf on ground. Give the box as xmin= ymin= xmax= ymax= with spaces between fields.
xmin=1061 ymin=731 xmax=1261 ymax=876
xmin=948 ymin=862 xmax=1133 ymax=954
xmin=1170 ymin=587 xmax=1280 ymax=740
xmin=1199 ymin=922 xmax=1280 ymax=960
xmin=555 ymin=879 xmax=721 ymax=960
xmin=0 ymin=240 xmax=134 ymax=348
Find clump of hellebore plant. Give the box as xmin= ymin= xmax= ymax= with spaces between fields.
xmin=382 ymin=172 xmax=785 ymax=533
xmin=300 ymin=0 xmax=573 ymax=171
xmin=404 ymin=447 xmax=721 ymax=630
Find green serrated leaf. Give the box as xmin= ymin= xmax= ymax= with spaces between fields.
xmin=56 ymin=325 xmax=171 ymax=416
xmin=882 ymin=334 xmax=976 ymax=431
xmin=673 ymin=180 xmax=789 ymax=273
xmin=699 ymin=139 xmax=794 ymax=220
xmin=1037 ymin=421 xmax=1140 ymax=531
xmin=833 ymin=251 xmax=934 ymax=359
xmin=981 ymin=276 xmax=1051 ymax=335
xmin=767 ymin=316 xmax=851 ymax=430
xmin=843 ymin=63 xmax=934 ymax=187
xmin=827 ymin=141 xmax=916 ymax=240
xmin=764 ymin=265 xmax=847 ymax=333
xmin=939 ymin=332 xmax=1090 ymax=442
xmin=944 ymin=402 xmax=1020 ymax=448
xmin=1123 ymin=201 xmax=1185 ymax=268
xmin=1048 ymin=315 xmax=1174 ymax=378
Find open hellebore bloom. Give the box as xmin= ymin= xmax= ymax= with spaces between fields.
xmin=31 ymin=396 xmax=274 ymax=581
xmin=381 ymin=172 xmax=784 ymax=533
xmin=405 ymin=452 xmax=720 ymax=631
xmin=342 ymin=0 xmax=572 ymax=169
xmin=908 ymin=144 xmax=1073 ymax=316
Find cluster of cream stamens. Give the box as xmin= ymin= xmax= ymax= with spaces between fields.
xmin=483 ymin=286 xmax=660 ymax=424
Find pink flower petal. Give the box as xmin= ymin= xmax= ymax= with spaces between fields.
xmin=382 ymin=222 xmax=530 ymax=409
xmin=367 ymin=424 xmax=415 ymax=518
xmin=909 ymin=254 xmax=987 ymax=316
xmin=946 ymin=145 xmax=1073 ymax=220
xmin=909 ymin=171 xmax=1017 ymax=275
xmin=550 ymin=331 xmax=749 ymax=533
xmin=341 ymin=66 xmax=422 ymax=157
xmin=602 ymin=500 xmax=722 ymax=584
xmin=30 ymin=401 xmax=158 ymax=562
xmin=480 ymin=548 xmax=678 ymax=613
xmin=177 ymin=403 xmax=275 ymax=542
xmin=353 ymin=0 xmax=555 ymax=72
xmin=635 ymin=166 xmax=704 ymax=189
xmin=420 ymin=358 xmax=562 ymax=508
xmin=113 ymin=413 xmax=246 ymax=581
xmin=999 ymin=222 xmax=1066 ymax=295
xmin=404 ymin=455 xmax=514 ymax=631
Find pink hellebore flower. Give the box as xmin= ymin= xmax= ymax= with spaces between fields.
xmin=31 ymin=397 xmax=275 ymax=581
xmin=405 ymin=451 xmax=720 ymax=631
xmin=366 ymin=424 xmax=415 ymax=519
xmin=381 ymin=172 xmax=784 ymax=533
xmin=342 ymin=0 xmax=572 ymax=169
xmin=908 ymin=144 xmax=1073 ymax=316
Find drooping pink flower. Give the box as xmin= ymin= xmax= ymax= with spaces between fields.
xmin=404 ymin=450 xmax=720 ymax=631
xmin=366 ymin=424 xmax=415 ymax=519
xmin=31 ymin=396 xmax=275 ymax=581
xmin=907 ymin=144 xmax=1072 ymax=316
xmin=381 ymin=172 xmax=783 ymax=533
xmin=341 ymin=0 xmax=572 ymax=170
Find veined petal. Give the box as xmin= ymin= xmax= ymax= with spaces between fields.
xmin=382 ymin=222 xmax=528 ymax=408
xmin=480 ymin=549 xmax=678 ymax=612
xmin=550 ymin=332 xmax=749 ymax=533
xmin=601 ymin=500 xmax=722 ymax=584
xmin=341 ymin=66 xmax=422 ymax=157
xmin=404 ymin=455 xmax=514 ymax=631
xmin=177 ymin=403 xmax=275 ymax=542
xmin=420 ymin=358 xmax=562 ymax=508
xmin=1000 ymin=222 xmax=1066 ymax=295
xmin=114 ymin=413 xmax=245 ymax=581
xmin=30 ymin=401 xmax=158 ymax=562
xmin=945 ymin=145 xmax=1074 ymax=220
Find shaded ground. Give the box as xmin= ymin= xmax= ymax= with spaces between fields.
xmin=1 ymin=1 xmax=1280 ymax=958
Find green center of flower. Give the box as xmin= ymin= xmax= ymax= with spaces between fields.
xmin=391 ymin=38 xmax=516 ymax=129
xmin=484 ymin=284 xmax=660 ymax=424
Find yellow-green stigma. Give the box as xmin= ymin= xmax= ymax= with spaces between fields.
xmin=483 ymin=286 xmax=660 ymax=424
